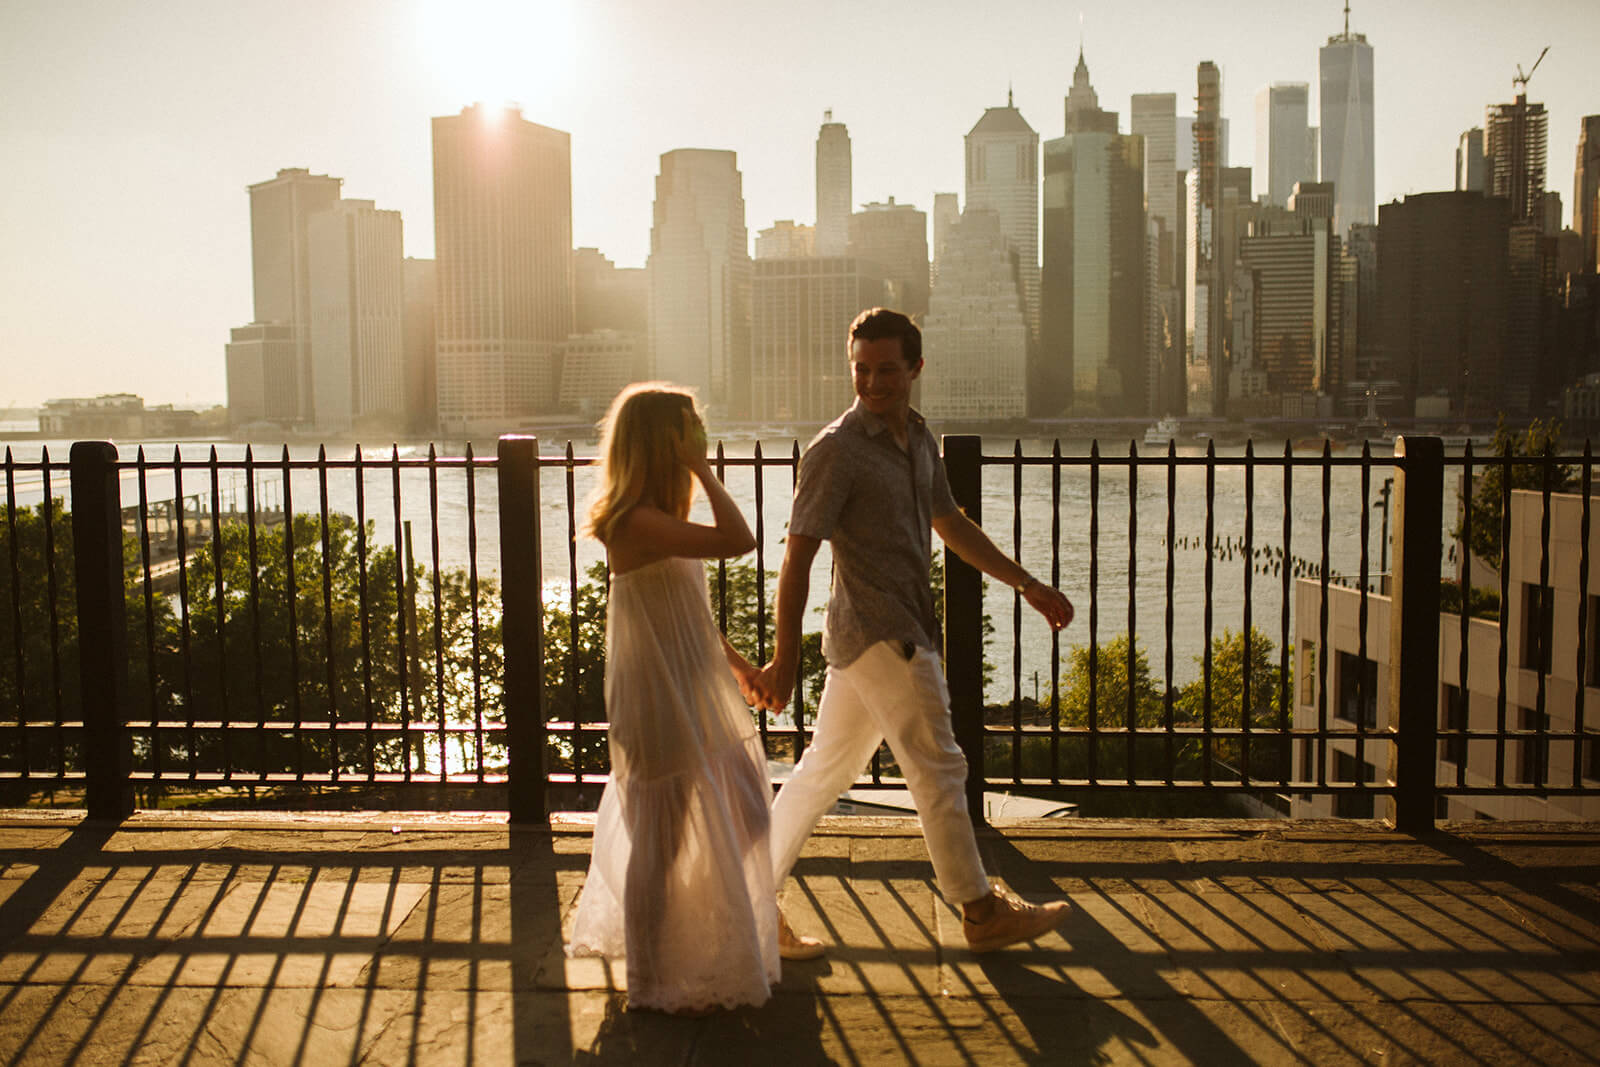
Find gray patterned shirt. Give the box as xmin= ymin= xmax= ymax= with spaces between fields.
xmin=788 ymin=399 xmax=959 ymax=668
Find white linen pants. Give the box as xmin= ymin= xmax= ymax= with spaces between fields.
xmin=769 ymin=639 xmax=992 ymax=904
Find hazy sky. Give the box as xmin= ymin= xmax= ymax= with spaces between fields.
xmin=2 ymin=0 xmax=1596 ymax=408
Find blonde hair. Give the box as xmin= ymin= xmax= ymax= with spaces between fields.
xmin=584 ymin=382 xmax=702 ymax=544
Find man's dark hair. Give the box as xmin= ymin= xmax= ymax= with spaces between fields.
xmin=848 ymin=307 xmax=922 ymax=367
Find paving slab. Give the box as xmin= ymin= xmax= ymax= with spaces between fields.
xmin=0 ymin=813 xmax=1598 ymax=1065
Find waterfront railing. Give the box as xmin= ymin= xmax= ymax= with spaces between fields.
xmin=2 ymin=435 xmax=1596 ymax=827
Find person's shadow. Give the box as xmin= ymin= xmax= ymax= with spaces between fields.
xmin=571 ymin=969 xmax=832 ymax=1065
xmin=976 ymin=953 xmax=1158 ymax=1065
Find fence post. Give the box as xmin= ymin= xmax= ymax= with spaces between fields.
xmin=71 ymin=441 xmax=133 ymax=820
xmin=1389 ymin=435 xmax=1442 ymax=832
xmin=942 ymin=434 xmax=986 ymax=822
xmin=498 ymin=435 xmax=546 ymax=823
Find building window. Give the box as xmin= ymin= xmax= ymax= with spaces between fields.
xmin=1334 ymin=749 xmax=1375 ymax=818
xmin=1522 ymin=583 xmax=1554 ymax=673
xmin=1517 ymin=706 xmax=1550 ymax=785
xmin=1440 ymin=684 xmax=1466 ymax=767
xmin=1336 ymin=652 xmax=1378 ymax=728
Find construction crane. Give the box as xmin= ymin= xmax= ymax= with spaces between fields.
xmin=1513 ymin=46 xmax=1548 ymax=94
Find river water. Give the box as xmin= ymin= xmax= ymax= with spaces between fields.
xmin=5 ymin=434 xmax=1457 ymax=702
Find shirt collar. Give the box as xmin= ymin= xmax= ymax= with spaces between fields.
xmin=845 ymin=397 xmax=927 ymax=439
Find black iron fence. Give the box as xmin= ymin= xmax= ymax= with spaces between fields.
xmin=3 ymin=435 xmax=1598 ymax=826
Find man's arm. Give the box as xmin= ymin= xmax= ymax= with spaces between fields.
xmin=931 ymin=510 xmax=1074 ymax=631
xmin=752 ymin=533 xmax=822 ymax=711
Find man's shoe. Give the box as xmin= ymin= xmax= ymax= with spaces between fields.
xmin=778 ymin=908 xmax=826 ymax=961
xmin=962 ymin=885 xmax=1070 ymax=953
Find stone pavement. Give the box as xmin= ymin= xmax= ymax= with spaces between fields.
xmin=1 ymin=811 xmax=1599 ymax=1065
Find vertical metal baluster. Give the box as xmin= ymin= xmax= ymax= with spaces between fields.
xmin=1126 ymin=441 xmax=1138 ymax=785
xmin=1317 ymin=442 xmax=1331 ymax=791
xmin=465 ymin=444 xmax=484 ymax=783
xmin=428 ymin=444 xmax=446 ymax=780
xmin=1202 ymin=440 xmax=1216 ymax=784
xmin=137 ymin=448 xmax=159 ymax=778
xmin=1535 ymin=444 xmax=1553 ymax=787
xmin=1242 ymin=440 xmax=1254 ymax=785
xmin=1012 ymin=440 xmax=1023 ymax=784
xmin=355 ymin=446 xmax=374 ymax=780
xmin=210 ymin=447 xmax=230 ymax=778
xmin=318 ymin=446 xmax=337 ymax=781
xmin=1495 ymin=441 xmax=1512 ymax=789
xmin=392 ymin=446 xmax=410 ymax=781
xmin=1355 ymin=443 xmax=1371 ymax=789
xmin=282 ymin=447 xmax=302 ymax=779
xmin=1165 ymin=441 xmax=1178 ymax=784
xmin=4 ymin=449 xmax=24 ymax=777
xmin=1458 ymin=445 xmax=1473 ymax=789
xmin=754 ymin=442 xmax=768 ymax=753
xmin=244 ymin=447 xmax=264 ymax=779
xmin=1280 ymin=443 xmax=1293 ymax=788
xmin=1050 ymin=440 xmax=1063 ymax=782
xmin=41 ymin=452 xmax=64 ymax=773
xmin=565 ymin=442 xmax=581 ymax=786
xmin=174 ymin=447 xmax=195 ymax=779
xmin=1574 ymin=443 xmax=1592 ymax=788
xmin=1087 ymin=441 xmax=1100 ymax=784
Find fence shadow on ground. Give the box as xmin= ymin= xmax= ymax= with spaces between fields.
xmin=0 ymin=820 xmax=1598 ymax=1063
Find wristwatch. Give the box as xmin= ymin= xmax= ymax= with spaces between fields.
xmin=1014 ymin=574 xmax=1038 ymax=594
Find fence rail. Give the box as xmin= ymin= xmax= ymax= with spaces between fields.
xmin=3 ymin=435 xmax=1598 ymax=825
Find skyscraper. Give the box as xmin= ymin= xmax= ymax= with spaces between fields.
xmin=1377 ymin=192 xmax=1510 ymax=416
xmin=1320 ymin=5 xmax=1375 ymax=236
xmin=402 ymin=258 xmax=436 ymax=434
xmin=1256 ymin=83 xmax=1316 ymax=207
xmin=1133 ymin=93 xmax=1184 ymax=414
xmin=815 ymin=112 xmax=851 ymax=257
xmin=244 ymin=167 xmax=342 ymax=423
xmin=432 ymin=105 xmax=572 ymax=429
xmin=965 ymin=93 xmax=1040 ymax=341
xmin=649 ymin=149 xmax=752 ymax=417
xmin=1186 ymin=61 xmax=1224 ymax=416
xmin=921 ymin=208 xmax=1028 ymax=421
xmin=1457 ymin=127 xmax=1486 ymax=192
xmin=931 ymin=192 xmax=960 ymax=285
xmin=751 ymin=256 xmax=889 ymax=423
xmin=307 ymin=199 xmax=405 ymax=432
xmin=754 ymin=221 xmax=815 ymax=260
xmin=1041 ymin=52 xmax=1147 ymax=416
xmin=1487 ymin=92 xmax=1549 ymax=226
xmin=1578 ymin=116 xmax=1600 ymax=271
xmin=848 ymin=198 xmax=930 ymax=317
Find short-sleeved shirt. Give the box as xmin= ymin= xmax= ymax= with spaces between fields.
xmin=788 ymin=399 xmax=960 ymax=668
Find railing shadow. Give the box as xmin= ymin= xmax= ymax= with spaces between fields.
xmin=0 ymin=821 xmax=580 ymax=1065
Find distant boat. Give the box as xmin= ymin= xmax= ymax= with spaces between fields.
xmin=1144 ymin=416 xmax=1181 ymax=446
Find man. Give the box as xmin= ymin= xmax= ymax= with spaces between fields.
xmin=751 ymin=307 xmax=1075 ymax=958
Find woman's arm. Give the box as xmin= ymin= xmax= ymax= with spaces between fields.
xmin=607 ymin=453 xmax=756 ymax=571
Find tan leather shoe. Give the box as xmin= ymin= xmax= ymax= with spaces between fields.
xmin=962 ymin=885 xmax=1069 ymax=953
xmin=778 ymin=908 xmax=826 ymax=961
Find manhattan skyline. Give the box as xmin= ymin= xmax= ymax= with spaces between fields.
xmin=2 ymin=0 xmax=1596 ymax=409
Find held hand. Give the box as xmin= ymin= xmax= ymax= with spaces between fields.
xmin=751 ymin=662 xmax=795 ymax=713
xmin=729 ymin=659 xmax=762 ymax=707
xmin=1023 ymin=582 xmax=1074 ymax=632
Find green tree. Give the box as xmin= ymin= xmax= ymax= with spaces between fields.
xmin=1059 ymin=634 xmax=1165 ymax=730
xmin=1176 ymin=627 xmax=1290 ymax=778
xmin=1455 ymin=416 xmax=1576 ymax=565
xmin=168 ymin=514 xmax=499 ymax=779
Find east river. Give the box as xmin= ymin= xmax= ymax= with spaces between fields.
xmin=7 ymin=434 xmax=1461 ymax=700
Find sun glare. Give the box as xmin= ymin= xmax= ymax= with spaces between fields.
xmin=416 ymin=0 xmax=578 ymax=111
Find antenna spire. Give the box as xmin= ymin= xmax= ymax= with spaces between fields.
xmin=1343 ymin=0 xmax=1349 ymax=37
